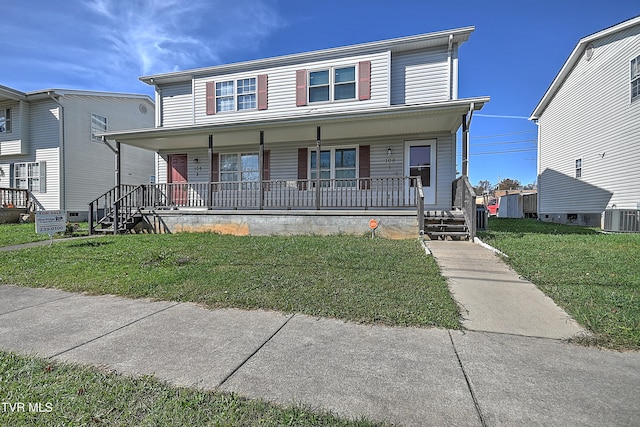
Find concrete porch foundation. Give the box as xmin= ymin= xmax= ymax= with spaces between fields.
xmin=140 ymin=209 xmax=419 ymax=239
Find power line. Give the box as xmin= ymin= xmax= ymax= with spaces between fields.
xmin=475 ymin=113 xmax=530 ymax=120
xmin=472 ymin=130 xmax=536 ymax=139
xmin=470 ymin=139 xmax=536 ymax=147
xmin=468 ymin=148 xmax=537 ymax=156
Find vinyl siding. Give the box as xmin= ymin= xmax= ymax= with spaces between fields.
xmin=61 ymin=95 xmax=155 ymax=212
xmin=0 ymin=100 xmax=28 ymax=155
xmin=25 ymin=100 xmax=61 ymax=210
xmin=160 ymin=82 xmax=193 ymax=127
xmin=538 ymin=25 xmax=640 ymax=214
xmin=391 ymin=47 xmax=450 ymax=105
xmin=155 ymin=52 xmax=391 ymax=127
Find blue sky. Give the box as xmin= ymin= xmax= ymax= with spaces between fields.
xmin=3 ymin=1 xmax=638 ymax=187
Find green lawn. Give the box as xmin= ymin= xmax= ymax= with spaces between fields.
xmin=0 ymin=222 xmax=88 ymax=247
xmin=0 ymin=351 xmax=382 ymax=427
xmin=0 ymin=233 xmax=460 ymax=329
xmin=479 ymin=218 xmax=640 ymax=350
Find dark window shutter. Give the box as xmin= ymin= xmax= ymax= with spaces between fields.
xmin=206 ymin=81 xmax=216 ymax=115
xmin=261 ymin=150 xmax=271 ymax=190
xmin=211 ymin=152 xmax=219 ymax=191
xmin=359 ymin=145 xmax=371 ymax=189
xmin=296 ymin=70 xmax=307 ymax=106
xmin=297 ymin=147 xmax=307 ymax=190
xmin=358 ymin=61 xmax=371 ymax=101
xmin=257 ymin=74 xmax=268 ymax=110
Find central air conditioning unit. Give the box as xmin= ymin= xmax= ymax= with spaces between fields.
xmin=603 ymin=209 xmax=640 ymax=232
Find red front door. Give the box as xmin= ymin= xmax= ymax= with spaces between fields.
xmin=168 ymin=154 xmax=188 ymax=205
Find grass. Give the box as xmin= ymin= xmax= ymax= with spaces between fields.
xmin=479 ymin=218 xmax=640 ymax=350
xmin=0 ymin=222 xmax=88 ymax=247
xmin=0 ymin=232 xmax=460 ymax=329
xmin=0 ymin=351 xmax=383 ymax=426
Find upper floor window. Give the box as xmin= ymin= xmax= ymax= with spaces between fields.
xmin=575 ymin=158 xmax=582 ymax=178
xmin=216 ymin=78 xmax=257 ymax=113
xmin=308 ymin=66 xmax=356 ymax=103
xmin=631 ymin=55 xmax=640 ymax=102
xmin=91 ymin=113 xmax=107 ymax=142
xmin=0 ymin=108 xmax=11 ymax=133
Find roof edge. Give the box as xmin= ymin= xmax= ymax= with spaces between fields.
xmin=530 ymin=15 xmax=640 ymax=120
xmin=140 ymin=26 xmax=475 ymax=85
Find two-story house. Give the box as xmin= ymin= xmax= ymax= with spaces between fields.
xmin=0 ymin=85 xmax=155 ymax=221
xmin=530 ymin=16 xmax=640 ymax=231
xmin=98 ymin=27 xmax=489 ymax=238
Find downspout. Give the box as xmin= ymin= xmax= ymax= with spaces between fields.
xmin=447 ymin=34 xmax=454 ymax=100
xmin=47 ymin=91 xmax=65 ymax=211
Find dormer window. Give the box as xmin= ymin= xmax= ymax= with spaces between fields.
xmin=0 ymin=108 xmax=11 ymax=133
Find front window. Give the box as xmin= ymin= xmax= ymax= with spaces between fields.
xmin=0 ymin=108 xmax=11 ymax=133
xmin=310 ymin=147 xmax=357 ymax=187
xmin=575 ymin=158 xmax=582 ymax=178
xmin=631 ymin=55 xmax=640 ymax=102
xmin=216 ymin=78 xmax=257 ymax=112
xmin=14 ymin=161 xmax=46 ymax=193
xmin=91 ymin=114 xmax=107 ymax=142
xmin=308 ymin=66 xmax=356 ymax=103
xmin=220 ymin=152 xmax=259 ymax=189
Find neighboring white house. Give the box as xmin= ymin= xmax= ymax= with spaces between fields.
xmin=0 ymin=86 xmax=155 ymax=221
xmin=530 ymin=16 xmax=640 ymax=227
xmin=102 ymin=28 xmax=489 ymax=238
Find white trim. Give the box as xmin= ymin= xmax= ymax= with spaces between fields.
xmin=404 ymin=139 xmax=436 ymax=204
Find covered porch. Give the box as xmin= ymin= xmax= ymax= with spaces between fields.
xmin=94 ymin=99 xmax=487 ymax=238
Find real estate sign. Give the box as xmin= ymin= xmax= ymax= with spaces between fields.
xmin=35 ymin=210 xmax=67 ymax=235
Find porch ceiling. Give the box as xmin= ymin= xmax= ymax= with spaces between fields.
xmin=102 ymin=97 xmax=489 ymax=151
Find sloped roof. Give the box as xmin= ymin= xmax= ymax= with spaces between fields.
xmin=140 ymin=26 xmax=475 ymax=85
xmin=530 ymin=15 xmax=640 ymax=120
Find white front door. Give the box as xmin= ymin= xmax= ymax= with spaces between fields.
xmin=405 ymin=140 xmax=436 ymax=205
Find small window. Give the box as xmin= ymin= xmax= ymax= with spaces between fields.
xmin=91 ymin=114 xmax=107 ymax=142
xmin=631 ymin=55 xmax=640 ymax=102
xmin=216 ymin=78 xmax=257 ymax=112
xmin=0 ymin=108 xmax=11 ymax=133
xmin=575 ymin=158 xmax=582 ymax=178
xmin=14 ymin=161 xmax=46 ymax=193
xmin=308 ymin=66 xmax=356 ymax=103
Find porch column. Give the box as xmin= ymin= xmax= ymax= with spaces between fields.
xmin=115 ymin=141 xmax=121 ymax=198
xmin=208 ymin=134 xmax=213 ymax=210
xmin=316 ymin=126 xmax=321 ymax=210
xmin=462 ymin=103 xmax=475 ymax=177
xmin=462 ymin=114 xmax=469 ymax=177
xmin=259 ymin=131 xmax=264 ymax=210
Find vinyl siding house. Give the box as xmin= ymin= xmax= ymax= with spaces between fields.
xmin=530 ymin=16 xmax=640 ymax=230
xmin=99 ymin=27 xmax=489 ymax=238
xmin=0 ymin=86 xmax=155 ymax=221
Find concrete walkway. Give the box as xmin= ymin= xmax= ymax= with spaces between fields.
xmin=1 ymin=285 xmax=639 ymax=426
xmin=426 ymin=240 xmax=587 ymax=339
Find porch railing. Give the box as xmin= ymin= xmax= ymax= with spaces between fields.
xmin=138 ymin=177 xmax=419 ymax=210
xmin=1 ymin=187 xmax=29 ymax=208
xmin=452 ymin=176 xmax=477 ymax=239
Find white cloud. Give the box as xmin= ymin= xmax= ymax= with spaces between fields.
xmin=84 ymin=0 xmax=283 ymax=76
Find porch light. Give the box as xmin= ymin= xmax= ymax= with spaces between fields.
xmin=387 ymin=148 xmax=392 ymax=157
xmin=193 ymin=158 xmax=199 ymax=163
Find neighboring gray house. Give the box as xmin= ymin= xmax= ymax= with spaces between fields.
xmin=0 ymin=86 xmax=155 ymax=220
xmin=101 ymin=27 xmax=489 ymax=238
xmin=530 ymin=16 xmax=640 ymax=228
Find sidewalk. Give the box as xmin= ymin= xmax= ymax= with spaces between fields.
xmin=1 ymin=284 xmax=639 ymax=426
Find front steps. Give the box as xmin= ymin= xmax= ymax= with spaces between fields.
xmin=424 ymin=210 xmax=470 ymax=240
